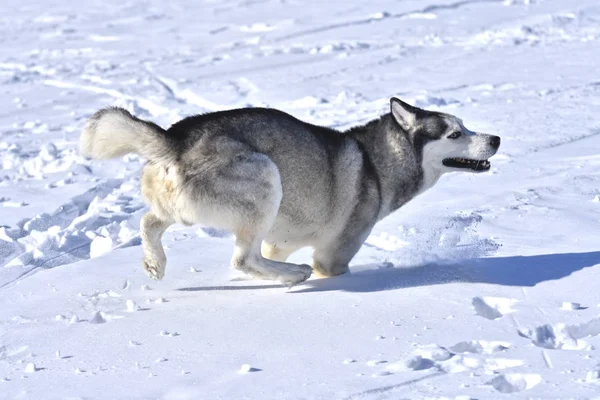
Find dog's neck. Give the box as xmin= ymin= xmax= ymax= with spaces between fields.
xmin=346 ymin=114 xmax=426 ymax=219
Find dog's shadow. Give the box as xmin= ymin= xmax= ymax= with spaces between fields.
xmin=178 ymin=251 xmax=600 ymax=293
xmin=293 ymin=251 xmax=600 ymax=293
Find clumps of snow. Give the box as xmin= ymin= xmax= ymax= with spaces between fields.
xmin=2 ymin=201 xmax=28 ymax=208
xmin=585 ymin=370 xmax=600 ymax=382
xmin=366 ymin=359 xmax=386 ymax=366
xmin=126 ymin=299 xmax=140 ymax=312
xmin=239 ymin=364 xmax=259 ymax=373
xmin=520 ymin=317 xmax=600 ymax=351
xmin=366 ymin=212 xmax=499 ymax=268
xmin=379 ymin=341 xmax=523 ymax=377
xmin=519 ymin=324 xmax=583 ymax=351
xmin=404 ymin=355 xmax=435 ymax=371
xmin=89 ymin=311 xmax=107 ymax=324
xmin=561 ymin=301 xmax=586 ymax=310
xmin=24 ymin=363 xmax=38 ymax=373
xmin=414 ymin=344 xmax=453 ymax=362
xmin=488 ymin=373 xmax=541 ymax=393
xmin=368 ymin=11 xmax=391 ymax=20
xmin=449 ymin=340 xmax=511 ymax=354
xmin=90 ymin=236 xmax=113 ymax=258
xmin=472 ymin=296 xmax=517 ymax=320
xmin=342 ymin=359 xmax=356 ymax=364
xmin=0 ymin=178 xmax=146 ymax=277
xmin=159 ymin=331 xmax=180 ymax=337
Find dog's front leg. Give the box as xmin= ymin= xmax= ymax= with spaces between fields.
xmin=312 ymin=229 xmax=372 ymax=277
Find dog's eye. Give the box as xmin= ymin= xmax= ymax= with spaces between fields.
xmin=448 ymin=131 xmax=461 ymax=139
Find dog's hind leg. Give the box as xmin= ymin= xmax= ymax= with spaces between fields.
xmin=228 ymin=162 xmax=311 ymax=286
xmin=140 ymin=212 xmax=172 ymax=280
xmin=232 ymin=233 xmax=311 ymax=286
xmin=189 ymin=151 xmax=311 ymax=286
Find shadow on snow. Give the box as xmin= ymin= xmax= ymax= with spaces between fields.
xmin=178 ymin=251 xmax=600 ymax=293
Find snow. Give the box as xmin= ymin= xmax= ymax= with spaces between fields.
xmin=1 ymin=0 xmax=600 ymax=398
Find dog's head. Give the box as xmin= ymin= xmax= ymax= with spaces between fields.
xmin=390 ymin=97 xmax=500 ymax=175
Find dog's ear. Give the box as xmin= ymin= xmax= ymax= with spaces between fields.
xmin=390 ymin=97 xmax=418 ymax=131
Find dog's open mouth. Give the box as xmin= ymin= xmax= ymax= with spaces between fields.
xmin=443 ymin=158 xmax=491 ymax=172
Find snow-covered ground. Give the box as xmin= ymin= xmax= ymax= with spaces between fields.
xmin=2 ymin=0 xmax=600 ymax=398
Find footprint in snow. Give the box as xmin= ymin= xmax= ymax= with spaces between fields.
xmin=472 ymin=296 xmax=517 ymax=320
xmin=518 ymin=317 xmax=600 ymax=350
xmin=488 ymin=373 xmax=541 ymax=393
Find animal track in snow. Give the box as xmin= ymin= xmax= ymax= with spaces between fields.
xmin=379 ymin=342 xmax=522 ymax=377
xmin=489 ymin=373 xmax=541 ymax=393
xmin=472 ymin=296 xmax=517 ymax=320
xmin=1 ymin=178 xmax=145 ymax=288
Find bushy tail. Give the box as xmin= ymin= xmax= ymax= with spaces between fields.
xmin=80 ymin=107 xmax=175 ymax=163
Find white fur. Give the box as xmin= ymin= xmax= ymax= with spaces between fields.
xmin=80 ymin=108 xmax=172 ymax=162
xmin=420 ymin=115 xmax=497 ymax=193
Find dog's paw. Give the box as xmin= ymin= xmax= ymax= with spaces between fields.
xmin=279 ymin=263 xmax=312 ymax=287
xmin=143 ymin=258 xmax=165 ymax=280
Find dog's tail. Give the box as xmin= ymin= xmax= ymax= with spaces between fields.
xmin=80 ymin=107 xmax=175 ymax=164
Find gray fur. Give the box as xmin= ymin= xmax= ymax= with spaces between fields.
xmin=80 ymin=98 xmax=500 ymax=285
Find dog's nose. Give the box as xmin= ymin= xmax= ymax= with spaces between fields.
xmin=489 ymin=135 xmax=501 ymax=149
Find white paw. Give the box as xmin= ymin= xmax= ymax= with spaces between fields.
xmin=144 ymin=258 xmax=165 ymax=280
xmin=279 ymin=263 xmax=312 ymax=287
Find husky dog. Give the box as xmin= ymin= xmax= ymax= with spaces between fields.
xmin=80 ymin=98 xmax=500 ymax=286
